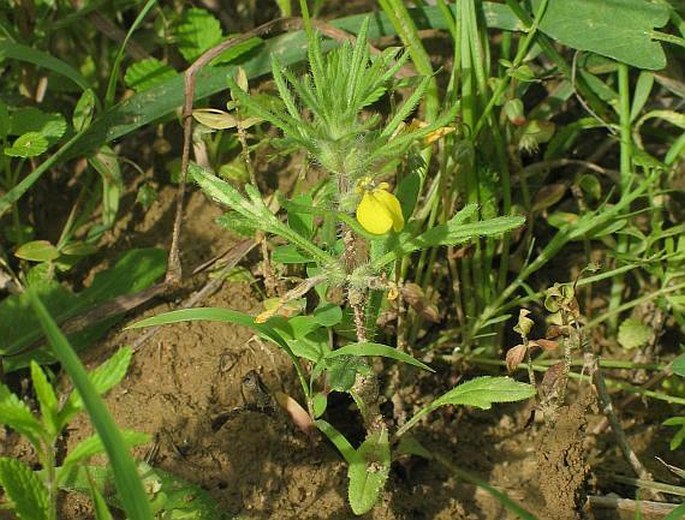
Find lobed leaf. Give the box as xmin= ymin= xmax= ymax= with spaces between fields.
xmin=30 ymin=361 xmax=59 ymax=437
xmin=0 ymin=457 xmax=50 ymax=520
xmin=0 ymin=384 xmax=43 ymax=448
xmin=174 ymin=8 xmax=223 ymax=62
xmin=124 ymin=58 xmax=178 ymax=93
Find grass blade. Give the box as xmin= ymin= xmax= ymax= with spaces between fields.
xmin=27 ymin=291 xmax=152 ymax=520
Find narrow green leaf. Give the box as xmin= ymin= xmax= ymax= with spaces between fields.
xmin=58 ymin=462 xmax=223 ymax=519
xmin=126 ymin=307 xmax=290 ymax=351
xmin=432 ymin=376 xmax=535 ymax=410
xmin=30 ymin=361 xmax=59 ymax=436
xmin=314 ymin=419 xmax=356 ymax=464
xmin=417 ymin=215 xmax=526 ymax=249
xmin=104 ymin=0 xmax=158 ymax=108
xmin=62 ymin=430 xmax=151 ymax=474
xmin=89 ymin=469 xmax=115 ymax=520
xmin=397 ymin=377 xmax=535 ymax=439
xmin=288 ymin=193 xmax=315 ymax=239
xmin=348 ymin=427 xmax=391 ymax=515
xmin=0 ymin=41 xmax=90 ymax=90
xmin=312 ymin=303 xmax=343 ymax=327
xmin=28 ymin=292 xmax=153 ymax=520
xmin=2 ymin=248 xmax=166 ymax=372
xmin=325 ymin=356 xmax=369 ymax=392
xmin=73 ymin=89 xmax=96 ymax=132
xmin=14 ymin=240 xmax=61 ymax=262
xmin=88 ymin=146 xmax=122 ymax=231
xmin=0 ymin=100 xmax=9 ymax=139
xmin=0 ymin=457 xmax=50 ymax=520
xmin=433 ymin=449 xmax=538 ymax=520
xmin=630 ymin=71 xmax=654 ymax=122
xmin=272 ymin=245 xmax=313 ymax=264
xmin=327 ymin=342 xmax=434 ymax=372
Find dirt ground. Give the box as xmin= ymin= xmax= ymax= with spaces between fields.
xmin=0 ymin=183 xmax=675 ymax=519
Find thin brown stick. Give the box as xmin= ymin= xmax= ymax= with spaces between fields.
xmin=587 ymin=495 xmax=677 ymax=515
xmin=586 ymin=351 xmax=666 ymax=502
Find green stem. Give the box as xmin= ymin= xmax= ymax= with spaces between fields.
xmin=473 ymin=0 xmax=550 ymax=138
xmin=607 ymin=62 xmax=633 ymax=329
xmin=45 ymin=439 xmax=57 ymax=520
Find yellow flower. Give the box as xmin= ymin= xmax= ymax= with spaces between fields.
xmin=355 ymin=178 xmax=404 ymax=235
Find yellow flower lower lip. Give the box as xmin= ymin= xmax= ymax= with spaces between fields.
xmin=356 ymin=186 xmax=404 ymax=235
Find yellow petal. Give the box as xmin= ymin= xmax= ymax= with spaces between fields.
xmin=373 ymin=188 xmax=404 ymax=232
xmin=356 ymin=192 xmax=394 ymax=235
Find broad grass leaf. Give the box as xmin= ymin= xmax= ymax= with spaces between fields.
xmin=0 ymin=457 xmax=49 ymax=520
xmin=30 ymin=361 xmax=59 ymax=436
xmin=348 ymin=427 xmax=391 ymax=515
xmin=0 ymin=384 xmax=43 ymax=447
xmin=432 ymin=376 xmax=535 ymax=410
xmin=1 ymin=248 xmax=166 ymax=372
xmin=533 ymin=0 xmax=669 ymax=70
xmin=0 ymin=41 xmax=90 ymax=90
xmin=124 ymin=58 xmax=177 ymax=93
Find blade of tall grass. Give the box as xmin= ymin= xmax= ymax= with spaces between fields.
xmin=377 ymin=0 xmax=438 ymax=121
xmin=0 ymin=42 xmax=91 ymax=90
xmin=27 ymin=291 xmax=152 ymax=520
xmin=104 ymin=0 xmax=157 ymax=109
